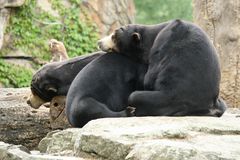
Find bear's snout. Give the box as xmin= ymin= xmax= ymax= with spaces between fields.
xmin=27 ymin=92 xmax=47 ymax=109
xmin=97 ymin=33 xmax=116 ymax=52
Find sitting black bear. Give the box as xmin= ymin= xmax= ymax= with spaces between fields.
xmin=98 ymin=19 xmax=227 ymax=117
xmin=66 ymin=53 xmax=147 ymax=127
xmin=27 ymin=51 xmax=104 ymax=109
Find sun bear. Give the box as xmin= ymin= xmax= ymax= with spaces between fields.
xmin=98 ymin=19 xmax=227 ymax=117
xmin=27 ymin=52 xmax=104 ymax=109
xmin=66 ymin=53 xmax=147 ymax=127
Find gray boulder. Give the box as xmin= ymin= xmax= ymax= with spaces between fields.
xmin=39 ymin=110 xmax=240 ymax=160
xmin=0 ymin=141 xmax=84 ymax=160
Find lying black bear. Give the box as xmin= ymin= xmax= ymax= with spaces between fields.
xmin=98 ymin=19 xmax=227 ymax=117
xmin=66 ymin=53 xmax=147 ymax=127
xmin=27 ymin=51 xmax=105 ymax=109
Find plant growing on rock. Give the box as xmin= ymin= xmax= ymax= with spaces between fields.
xmin=0 ymin=0 xmax=99 ymax=87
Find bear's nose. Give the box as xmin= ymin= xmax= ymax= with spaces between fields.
xmin=27 ymin=99 xmax=31 ymax=105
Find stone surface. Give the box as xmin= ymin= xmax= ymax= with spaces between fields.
xmin=39 ymin=109 xmax=240 ymax=160
xmin=0 ymin=141 xmax=83 ymax=160
xmin=193 ymin=0 xmax=240 ymax=108
xmin=0 ymin=141 xmax=31 ymax=160
xmin=4 ymin=49 xmax=36 ymax=70
xmin=81 ymin=0 xmax=135 ymax=37
xmin=0 ymin=88 xmax=51 ymax=149
xmin=0 ymin=8 xmax=10 ymax=50
xmin=38 ymin=128 xmax=80 ymax=155
xmin=38 ymin=129 xmax=99 ymax=159
xmin=36 ymin=0 xmax=59 ymax=18
xmin=0 ymin=0 xmax=27 ymax=71
xmin=0 ymin=88 xmax=75 ymax=149
xmin=0 ymin=0 xmax=25 ymax=8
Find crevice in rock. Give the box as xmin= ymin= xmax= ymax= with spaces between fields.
xmin=234 ymin=54 xmax=240 ymax=107
xmin=192 ymin=127 xmax=240 ymax=135
xmin=205 ymin=0 xmax=216 ymax=45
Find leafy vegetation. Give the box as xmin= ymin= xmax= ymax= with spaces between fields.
xmin=0 ymin=0 xmax=193 ymax=87
xmin=0 ymin=60 xmax=33 ymax=87
xmin=0 ymin=0 xmax=99 ymax=87
xmin=134 ymin=0 xmax=193 ymax=24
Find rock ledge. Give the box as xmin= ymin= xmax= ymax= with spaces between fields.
xmin=38 ymin=114 xmax=240 ymax=160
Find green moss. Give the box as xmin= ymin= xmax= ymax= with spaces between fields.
xmin=50 ymin=0 xmax=99 ymax=57
xmin=0 ymin=60 xmax=33 ymax=87
xmin=0 ymin=0 xmax=99 ymax=87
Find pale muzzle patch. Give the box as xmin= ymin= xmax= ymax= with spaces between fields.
xmin=98 ymin=33 xmax=118 ymax=52
xmin=27 ymin=92 xmax=47 ymax=109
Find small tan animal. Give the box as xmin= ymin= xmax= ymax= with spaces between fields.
xmin=49 ymin=39 xmax=69 ymax=62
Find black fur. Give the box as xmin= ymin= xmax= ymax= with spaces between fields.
xmin=107 ymin=20 xmax=227 ymax=117
xmin=113 ymin=23 xmax=168 ymax=63
xmin=30 ymin=51 xmax=105 ymax=101
xmin=66 ymin=53 xmax=147 ymax=127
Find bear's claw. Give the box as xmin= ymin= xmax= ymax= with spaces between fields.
xmin=126 ymin=106 xmax=136 ymax=117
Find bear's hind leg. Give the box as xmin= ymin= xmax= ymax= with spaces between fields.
xmin=128 ymin=90 xmax=187 ymax=116
xmin=67 ymin=97 xmax=128 ymax=127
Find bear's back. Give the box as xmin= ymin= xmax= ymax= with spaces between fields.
xmin=67 ymin=53 xmax=140 ymax=111
xmin=145 ymin=20 xmax=221 ymax=107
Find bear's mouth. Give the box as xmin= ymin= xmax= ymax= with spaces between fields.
xmin=97 ymin=41 xmax=119 ymax=53
xmin=97 ymin=44 xmax=113 ymax=52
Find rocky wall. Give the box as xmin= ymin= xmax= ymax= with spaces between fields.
xmin=193 ymin=0 xmax=240 ymax=107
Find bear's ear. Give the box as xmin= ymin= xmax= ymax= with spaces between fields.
xmin=132 ymin=32 xmax=141 ymax=43
xmin=46 ymin=86 xmax=57 ymax=93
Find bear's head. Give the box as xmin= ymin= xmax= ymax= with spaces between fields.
xmin=27 ymin=63 xmax=60 ymax=109
xmin=98 ymin=23 xmax=168 ymax=63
